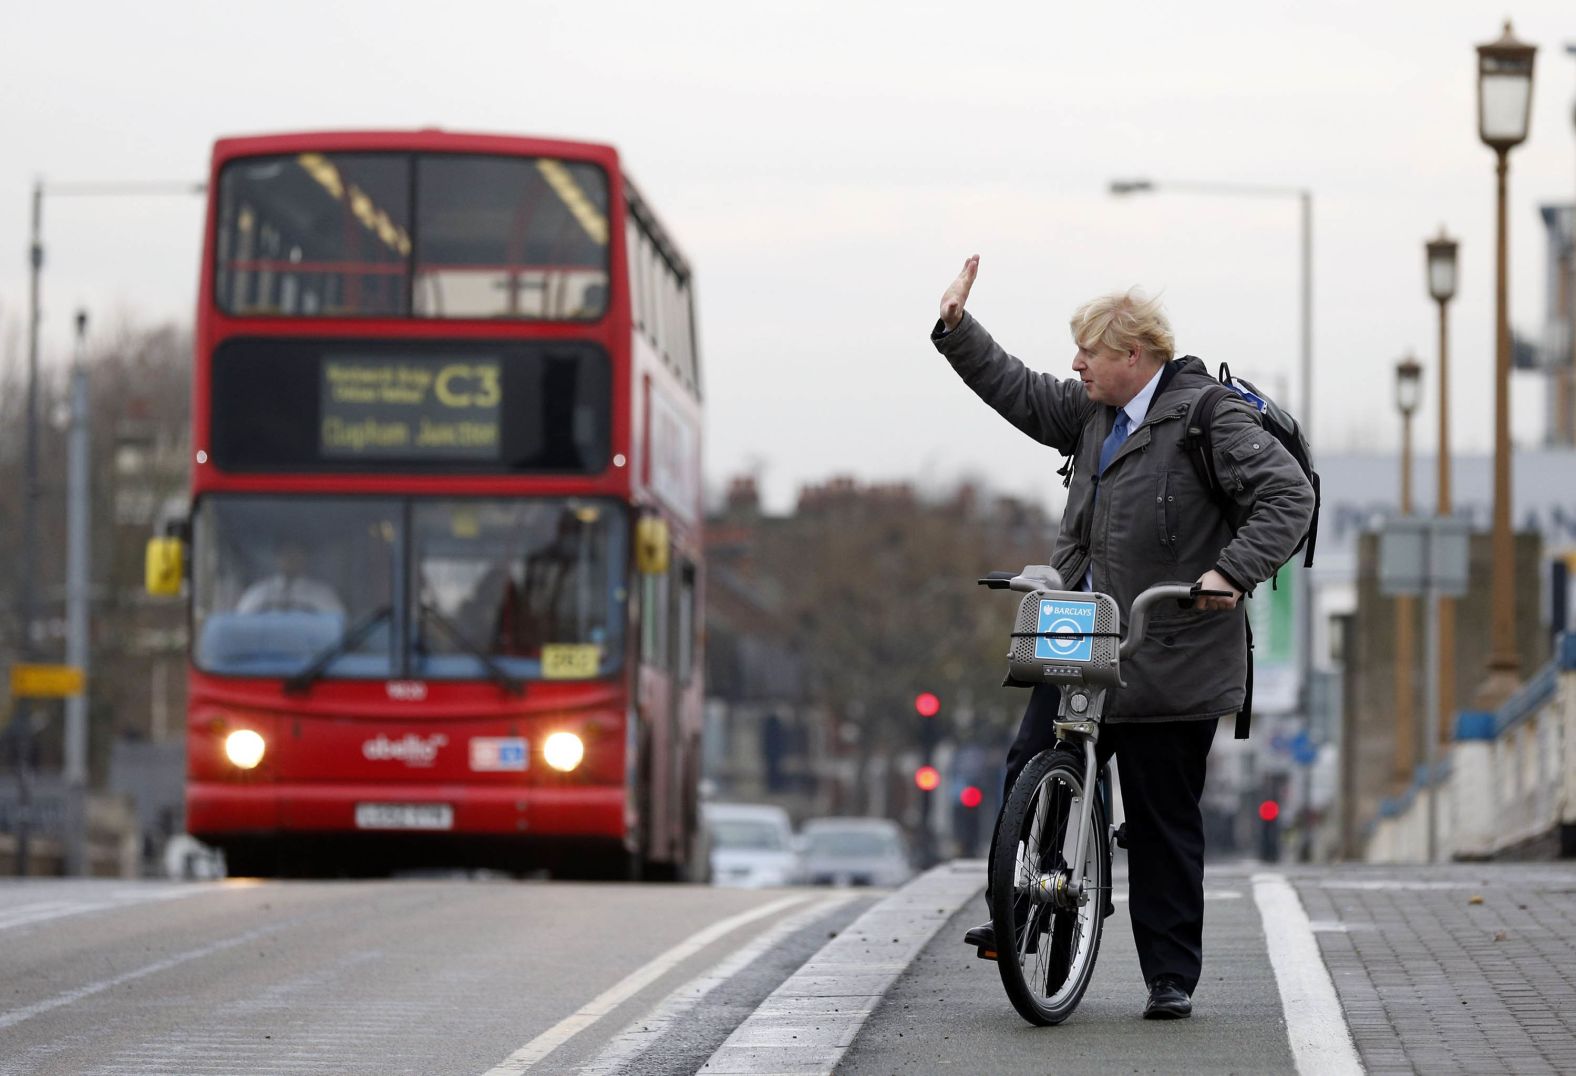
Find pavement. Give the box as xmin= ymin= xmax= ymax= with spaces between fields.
xmin=705 ymin=859 xmax=1576 ymax=1075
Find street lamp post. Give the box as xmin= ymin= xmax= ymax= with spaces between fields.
xmin=1425 ymin=231 xmax=1459 ymax=747
xmin=1475 ymin=21 xmax=1537 ymax=707
xmin=1393 ymin=358 xmax=1423 ymax=785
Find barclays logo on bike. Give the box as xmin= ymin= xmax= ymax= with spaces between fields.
xmin=1036 ymin=600 xmax=1095 ymax=663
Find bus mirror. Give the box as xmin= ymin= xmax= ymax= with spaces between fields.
xmin=636 ymin=516 xmax=670 ymax=575
xmin=145 ymin=537 xmax=184 ymax=597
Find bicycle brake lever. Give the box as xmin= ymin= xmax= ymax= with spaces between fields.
xmin=977 ymin=571 xmax=1015 ymax=589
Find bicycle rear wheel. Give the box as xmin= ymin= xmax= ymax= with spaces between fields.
xmin=988 ymin=746 xmax=1109 ymax=1026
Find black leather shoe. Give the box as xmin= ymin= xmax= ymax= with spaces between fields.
xmin=963 ymin=921 xmax=995 ymax=948
xmin=1143 ymin=975 xmax=1192 ymax=1020
xmin=964 ymin=921 xmax=996 ymax=959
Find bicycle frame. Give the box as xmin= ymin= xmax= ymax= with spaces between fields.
xmin=984 ymin=567 xmax=1209 ymax=910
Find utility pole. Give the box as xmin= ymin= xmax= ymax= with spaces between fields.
xmin=65 ymin=310 xmax=92 ymax=875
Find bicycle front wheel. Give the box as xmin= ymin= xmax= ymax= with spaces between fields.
xmin=988 ymin=746 xmax=1109 ymax=1026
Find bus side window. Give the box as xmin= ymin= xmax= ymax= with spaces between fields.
xmin=641 ymin=567 xmax=669 ymax=670
xmin=674 ymin=282 xmax=696 ymax=391
xmin=647 ymin=243 xmax=665 ymax=356
xmin=675 ymin=560 xmax=695 ymax=685
xmin=628 ymin=218 xmax=645 ymax=334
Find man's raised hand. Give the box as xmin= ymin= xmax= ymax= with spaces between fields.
xmin=939 ymin=254 xmax=980 ymax=331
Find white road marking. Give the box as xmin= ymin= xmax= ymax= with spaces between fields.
xmin=700 ymin=862 xmax=984 ymax=1076
xmin=0 ymin=920 xmax=288 ymax=1032
xmin=0 ymin=883 xmax=221 ymax=932
xmin=1112 ymin=888 xmax=1242 ymax=902
xmin=482 ymin=894 xmax=808 ymax=1075
xmin=1252 ymin=873 xmax=1364 ymax=1076
xmin=575 ymin=894 xmax=856 ymax=1076
xmin=1316 ymin=880 xmax=1470 ymax=891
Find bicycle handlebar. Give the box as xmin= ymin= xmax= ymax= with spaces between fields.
xmin=1119 ymin=584 xmax=1198 ymax=659
xmin=980 ymin=568 xmax=1236 ymax=659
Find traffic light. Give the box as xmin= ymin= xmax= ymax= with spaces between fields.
xmin=913 ymin=692 xmax=940 ymax=718
xmin=914 ymin=765 xmax=941 ymax=791
xmin=959 ymin=785 xmax=983 ymax=809
xmin=1258 ymin=797 xmax=1282 ymax=862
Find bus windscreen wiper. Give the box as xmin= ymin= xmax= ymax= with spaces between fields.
xmin=283 ymin=605 xmax=393 ymax=696
xmin=417 ymin=601 xmax=525 ymax=697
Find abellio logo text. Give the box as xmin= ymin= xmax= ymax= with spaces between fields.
xmin=362 ymin=734 xmax=448 ymax=766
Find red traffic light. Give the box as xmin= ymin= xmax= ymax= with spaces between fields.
xmin=914 ymin=765 xmax=941 ymax=791
xmin=1258 ymin=799 xmax=1281 ymax=823
xmin=959 ymin=785 xmax=983 ymax=809
xmin=914 ymin=692 xmax=941 ymax=718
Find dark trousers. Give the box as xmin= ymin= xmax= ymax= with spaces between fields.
xmin=989 ymin=684 xmax=1216 ymax=994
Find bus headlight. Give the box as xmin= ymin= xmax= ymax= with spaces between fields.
xmin=543 ymin=731 xmax=585 ymax=772
xmin=224 ymin=729 xmax=266 ymax=770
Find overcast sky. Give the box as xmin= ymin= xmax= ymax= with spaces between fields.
xmin=2 ymin=1 xmax=1573 ymax=513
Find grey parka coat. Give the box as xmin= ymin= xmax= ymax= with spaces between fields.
xmin=933 ymin=312 xmax=1316 ymax=723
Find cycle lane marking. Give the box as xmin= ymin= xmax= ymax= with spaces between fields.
xmin=482 ymin=894 xmax=808 ymax=1075
xmin=699 ymin=861 xmax=984 ymax=1076
xmin=575 ymin=893 xmax=858 ymax=1076
xmin=1252 ymin=872 xmax=1363 ymax=1076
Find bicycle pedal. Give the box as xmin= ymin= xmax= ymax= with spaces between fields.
xmin=975 ymin=945 xmax=998 ymax=962
xmin=1112 ymin=822 xmax=1129 ymax=850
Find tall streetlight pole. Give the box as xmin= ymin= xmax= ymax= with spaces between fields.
xmin=1425 ymin=231 xmax=1459 ymax=747
xmin=1393 ymin=357 xmax=1422 ymax=786
xmin=1474 ymin=23 xmax=1537 ymax=707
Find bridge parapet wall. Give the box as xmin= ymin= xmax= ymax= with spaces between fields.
xmin=1366 ymin=634 xmax=1575 ymax=862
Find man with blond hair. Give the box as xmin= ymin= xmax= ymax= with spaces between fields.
xmin=932 ymin=255 xmax=1313 ymax=1019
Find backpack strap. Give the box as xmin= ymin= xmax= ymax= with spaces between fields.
xmin=1183 ymin=383 xmax=1241 ymax=525
xmin=1056 ymin=454 xmax=1075 ymax=489
xmin=1236 ymin=614 xmax=1254 ymax=739
xmin=1302 ymin=471 xmax=1322 ymax=568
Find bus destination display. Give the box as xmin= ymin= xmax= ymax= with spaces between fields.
xmin=321 ymin=357 xmax=501 ymax=460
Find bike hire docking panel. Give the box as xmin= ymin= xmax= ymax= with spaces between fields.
xmin=1008 ymin=589 xmax=1121 ymax=691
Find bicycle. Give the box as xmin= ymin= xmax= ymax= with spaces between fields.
xmin=975 ymin=565 xmax=1229 ymax=1026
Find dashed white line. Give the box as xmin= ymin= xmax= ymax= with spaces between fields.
xmin=1252 ymin=872 xmax=1364 ymax=1076
xmin=482 ymin=894 xmax=808 ymax=1075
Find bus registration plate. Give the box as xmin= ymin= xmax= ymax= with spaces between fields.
xmin=542 ymin=644 xmax=601 ymax=679
xmin=354 ymin=803 xmax=454 ymax=831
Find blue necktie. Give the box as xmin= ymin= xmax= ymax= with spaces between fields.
xmin=1098 ymin=410 xmax=1131 ymax=475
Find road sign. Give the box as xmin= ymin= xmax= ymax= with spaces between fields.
xmin=9 ymin=664 xmax=85 ymax=698
xmin=1379 ymin=516 xmax=1471 ymax=597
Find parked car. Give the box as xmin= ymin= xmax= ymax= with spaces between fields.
xmin=704 ymin=802 xmax=802 ymax=887
xmin=799 ymin=817 xmax=913 ymax=888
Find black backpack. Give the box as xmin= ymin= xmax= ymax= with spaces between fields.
xmin=1184 ymin=362 xmax=1321 ymax=740
xmin=1183 ymin=361 xmax=1320 ymax=573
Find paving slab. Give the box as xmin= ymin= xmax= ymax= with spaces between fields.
xmin=1292 ymin=863 xmax=1576 ymax=1076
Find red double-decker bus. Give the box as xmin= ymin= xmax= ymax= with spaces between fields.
xmin=154 ymin=130 xmax=705 ymax=879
